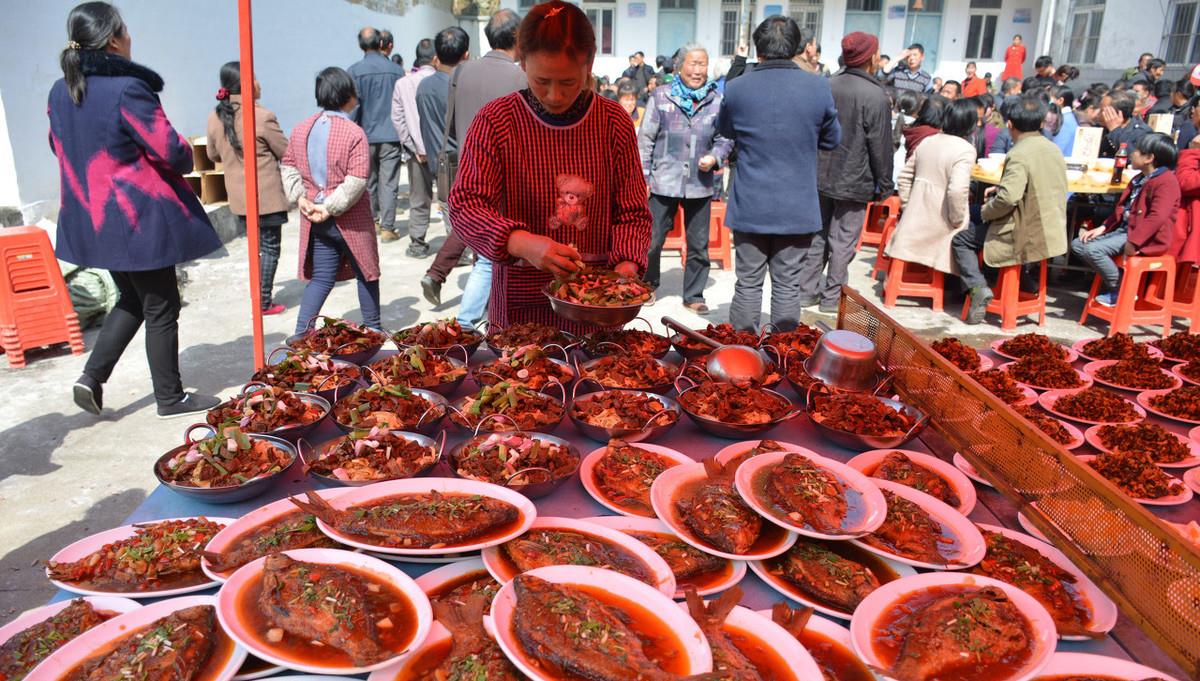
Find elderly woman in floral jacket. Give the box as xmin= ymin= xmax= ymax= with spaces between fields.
xmin=638 ymin=44 xmax=732 ymax=314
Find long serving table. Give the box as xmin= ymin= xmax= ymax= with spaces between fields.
xmin=44 ymin=333 xmax=1196 ymax=680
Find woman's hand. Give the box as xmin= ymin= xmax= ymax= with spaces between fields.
xmin=508 ymin=230 xmax=582 ymax=278
xmin=698 ymin=155 xmax=717 ymax=172
xmin=1078 ymin=226 xmax=1106 ymax=243
xmin=614 ymin=261 xmax=640 ymax=279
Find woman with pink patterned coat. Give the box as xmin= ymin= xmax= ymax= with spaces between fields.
xmin=281 ymin=67 xmax=381 ymax=334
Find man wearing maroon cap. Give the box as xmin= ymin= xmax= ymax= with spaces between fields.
xmin=801 ymin=31 xmax=894 ymax=313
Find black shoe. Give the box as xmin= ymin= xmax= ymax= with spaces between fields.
xmin=966 ymin=287 xmax=994 ymax=325
xmin=818 ymin=301 xmax=840 ymax=314
xmin=157 ymin=392 xmax=222 ymax=419
xmin=73 ymin=375 xmax=102 ymax=415
xmin=421 ymin=275 xmax=442 ymax=306
xmin=406 ymin=242 xmax=431 ymax=258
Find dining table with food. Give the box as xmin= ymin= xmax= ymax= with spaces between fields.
xmin=6 ymin=275 xmax=1199 ymax=681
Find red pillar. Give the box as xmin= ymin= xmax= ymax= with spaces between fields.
xmin=237 ymin=0 xmax=266 ymax=370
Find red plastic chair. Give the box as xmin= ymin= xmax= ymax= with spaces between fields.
xmin=1167 ymin=265 xmax=1200 ymax=333
xmin=871 ymin=213 xmax=900 ymax=281
xmin=882 ymin=257 xmax=944 ymax=312
xmin=1082 ymin=255 xmax=1176 ymax=337
xmin=961 ymin=260 xmax=1049 ymax=331
xmin=678 ymin=201 xmax=733 ymax=270
xmin=0 ymin=226 xmax=85 ymax=367
xmin=856 ymin=196 xmax=900 ymax=251
xmin=662 ymin=205 xmax=686 ymax=252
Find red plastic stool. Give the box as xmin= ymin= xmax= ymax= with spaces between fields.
xmin=882 ymin=257 xmax=944 ymax=311
xmin=0 ymin=226 xmax=85 ymax=367
xmin=662 ymin=206 xmax=686 ymax=252
xmin=871 ymin=213 xmax=900 ymax=281
xmin=679 ymin=201 xmax=733 ymax=270
xmin=1081 ymin=255 xmax=1176 ymax=337
xmin=856 ymin=195 xmax=900 ymax=251
xmin=1165 ymin=265 xmax=1200 ymax=333
xmin=961 ymin=260 xmax=1048 ymax=331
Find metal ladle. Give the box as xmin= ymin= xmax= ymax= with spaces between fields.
xmin=661 ymin=316 xmax=768 ymax=385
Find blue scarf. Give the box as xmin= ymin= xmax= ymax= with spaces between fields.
xmin=669 ymin=78 xmax=715 ymax=117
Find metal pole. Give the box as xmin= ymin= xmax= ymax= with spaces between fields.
xmin=237 ymin=0 xmax=266 ymax=370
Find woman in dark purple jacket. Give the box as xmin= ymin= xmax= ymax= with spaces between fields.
xmin=50 ymin=2 xmax=221 ymax=418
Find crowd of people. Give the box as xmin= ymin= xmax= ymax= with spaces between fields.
xmin=44 ymin=0 xmax=1200 ymax=417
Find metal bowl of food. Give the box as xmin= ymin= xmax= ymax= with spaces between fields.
xmin=483 ymin=322 xmax=579 ymax=358
xmin=803 ymin=329 xmax=881 ymax=393
xmin=285 ymin=317 xmax=386 ymax=365
xmin=579 ymin=318 xmax=671 ymax=359
xmin=256 ymin=347 xmax=365 ymax=406
xmin=391 ymin=319 xmax=485 ymax=358
xmin=154 ymin=424 xmax=297 ymax=503
xmin=674 ymin=376 xmax=802 ymax=439
xmin=445 ymin=430 xmax=581 ymax=499
xmin=366 ymin=346 xmax=470 ymax=398
xmin=568 ymin=382 xmax=681 ymax=442
xmin=543 ymin=273 xmax=654 ymax=328
xmin=331 ymin=385 xmax=448 ymax=436
xmin=472 ymin=352 xmax=577 ymax=394
xmin=805 ymin=384 xmax=929 ymax=450
xmin=575 ymin=354 xmax=680 ymax=396
xmin=448 ymin=382 xmax=568 ymax=433
xmin=206 ymin=384 xmax=332 ymax=443
xmin=301 ymin=429 xmax=445 ymax=487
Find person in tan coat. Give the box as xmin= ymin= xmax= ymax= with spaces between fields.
xmin=207 ymin=61 xmax=290 ymax=314
xmin=953 ymin=93 xmax=1067 ymax=323
xmin=885 ymin=98 xmax=978 ymax=274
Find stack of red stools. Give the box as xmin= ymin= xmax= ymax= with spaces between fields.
xmin=0 ymin=226 xmax=85 ymax=368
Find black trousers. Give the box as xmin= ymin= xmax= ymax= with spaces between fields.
xmin=83 ymin=267 xmax=184 ymax=405
xmin=646 ymin=194 xmax=712 ymax=304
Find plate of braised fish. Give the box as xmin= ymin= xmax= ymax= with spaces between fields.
xmin=1030 ymin=651 xmax=1183 ymax=681
xmin=481 ymin=517 xmax=676 ymax=596
xmin=26 ymin=595 xmax=245 ymax=681
xmin=579 ymin=440 xmax=693 ymax=517
xmin=586 ymin=515 xmax=747 ymax=599
xmin=650 ymin=459 xmax=797 ymax=561
xmin=216 ymin=549 xmax=432 ymax=675
xmin=849 ymin=480 xmax=986 ymax=570
xmin=47 ymin=516 xmax=232 ymax=598
xmin=734 ymin=450 xmax=887 ymax=540
xmin=712 ymin=438 xmax=809 ymax=467
xmin=847 ymin=448 xmax=977 ymax=515
xmin=414 ymin=557 xmax=501 ymax=615
xmin=0 ymin=597 xmax=140 ymax=681
xmin=287 ymin=478 xmax=536 ymax=556
xmin=201 ymin=490 xmax=346 ymax=582
xmin=749 ymin=536 xmax=916 ymax=620
xmin=849 ymin=572 xmax=1057 ymax=681
xmin=486 ymin=566 xmax=713 ymax=681
xmin=759 ymin=604 xmax=877 ymax=681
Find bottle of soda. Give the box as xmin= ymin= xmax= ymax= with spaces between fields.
xmin=1111 ymin=143 xmax=1128 ymax=185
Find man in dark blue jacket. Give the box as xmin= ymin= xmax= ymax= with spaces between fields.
xmin=717 ymin=15 xmax=841 ymax=332
xmin=349 ymin=27 xmax=405 ymax=241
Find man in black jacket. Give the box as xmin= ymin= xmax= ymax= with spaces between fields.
xmin=802 ymin=31 xmax=894 ymax=313
xmin=348 ymin=27 xmax=405 ymax=241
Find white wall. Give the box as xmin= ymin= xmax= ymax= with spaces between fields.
xmin=1049 ymin=0 xmax=1167 ymax=73
xmin=0 ymin=0 xmax=457 ymax=218
xmin=931 ymin=0 xmax=1043 ymax=83
xmin=0 ymin=91 xmax=20 ymax=207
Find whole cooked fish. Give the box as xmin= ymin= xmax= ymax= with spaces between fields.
xmin=766 ymin=453 xmax=847 ymax=533
xmin=430 ymin=592 xmax=520 ymax=680
xmin=502 ymin=529 xmax=652 ymax=583
xmin=593 ymin=440 xmax=679 ymax=516
xmin=628 ymin=531 xmax=726 ymax=581
xmin=768 ymin=539 xmax=880 ymax=613
xmin=723 ymin=439 xmax=790 ymax=471
xmin=47 ymin=518 xmax=223 ymax=591
xmin=862 ymin=490 xmax=947 ymax=565
xmin=257 ymin=554 xmax=389 ymax=666
xmin=202 ymin=510 xmax=338 ymax=573
xmin=290 ymin=489 xmax=518 ymax=549
xmin=873 ymin=451 xmax=960 ymax=508
xmin=677 ymin=458 xmax=762 ymax=555
xmin=685 ymin=587 xmax=762 ymax=681
xmin=0 ymin=600 xmax=109 ymax=681
xmin=65 ymin=605 xmax=215 ymax=681
xmin=513 ymin=575 xmax=712 ymax=681
xmin=431 ymin=573 xmax=501 ymax=615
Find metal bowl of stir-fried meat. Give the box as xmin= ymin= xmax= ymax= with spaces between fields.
xmin=155 ymin=423 xmax=297 ymax=503
xmin=254 ymin=349 xmax=364 ymax=404
xmin=392 ymin=319 xmax=484 ymax=357
xmin=1084 ymin=359 xmax=1180 ymax=391
xmin=449 ymin=381 xmax=566 ymax=433
xmin=332 ymin=384 xmax=447 ymax=435
xmin=804 ymin=330 xmax=883 ymax=393
xmin=473 ymin=345 xmax=576 ymax=392
xmin=761 ymin=324 xmax=824 ymax=360
xmin=447 ymin=431 xmax=580 ymax=498
xmin=675 ymin=378 xmax=799 ymax=438
xmin=306 ymin=427 xmax=443 ymax=485
xmin=544 ymin=269 xmax=655 ymax=327
xmin=1139 ymin=385 xmax=1200 ymax=424
xmin=569 ymin=388 xmax=680 ymax=442
xmin=577 ymin=353 xmax=679 ymax=394
xmin=806 ymin=388 xmax=928 ymax=450
xmin=682 ymin=353 xmax=784 ymax=390
xmin=484 ymin=322 xmax=576 ymax=357
xmin=669 ymin=323 xmax=762 ymax=360
xmin=580 ymin=324 xmax=672 ymax=358
xmin=206 ymin=385 xmax=330 ymax=443
xmin=366 ymin=345 xmax=470 ymax=397
xmin=1073 ymin=333 xmax=1162 ymax=362
xmin=1080 ymin=452 xmax=1192 ymax=505
xmin=286 ymin=316 xmax=387 ymax=365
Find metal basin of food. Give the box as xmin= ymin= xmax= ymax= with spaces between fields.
xmin=154 ymin=426 xmax=297 ymax=504
xmin=445 ymin=430 xmax=581 ymax=499
xmin=568 ymin=388 xmax=681 ymax=443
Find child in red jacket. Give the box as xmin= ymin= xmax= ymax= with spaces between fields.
xmin=1071 ymin=132 xmax=1182 ymax=306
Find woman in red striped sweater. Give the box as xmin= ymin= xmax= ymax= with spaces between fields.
xmin=447 ymin=0 xmax=652 ymax=333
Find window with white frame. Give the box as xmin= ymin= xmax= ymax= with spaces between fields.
xmin=1067 ymin=0 xmax=1104 ymax=64
xmin=965 ymin=0 xmax=1000 ymax=59
xmin=1163 ymin=0 xmax=1200 ymax=64
xmin=584 ymin=0 xmax=616 ymax=56
xmin=789 ymin=0 xmax=822 ymax=39
xmin=844 ymin=0 xmax=882 ymax=37
xmin=720 ymin=0 xmax=755 ymax=56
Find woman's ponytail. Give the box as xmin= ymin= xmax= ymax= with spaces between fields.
xmin=215 ymin=61 xmax=243 ymax=156
xmin=61 ymin=2 xmax=127 ymax=105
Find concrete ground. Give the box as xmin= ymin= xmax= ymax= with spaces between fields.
xmin=0 ymin=196 xmax=1164 ymax=616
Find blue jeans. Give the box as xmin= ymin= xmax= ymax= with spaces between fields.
xmin=457 ymin=257 xmax=492 ymax=328
xmin=1070 ymin=227 xmax=1127 ymax=291
xmin=295 ymin=220 xmax=381 ymax=334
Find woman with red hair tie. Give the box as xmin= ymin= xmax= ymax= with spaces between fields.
xmin=447 ymin=0 xmax=652 ymax=333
